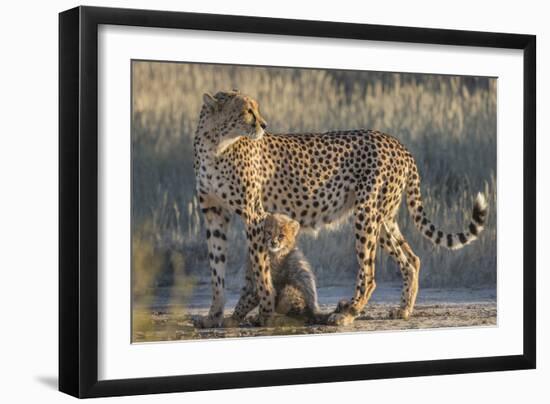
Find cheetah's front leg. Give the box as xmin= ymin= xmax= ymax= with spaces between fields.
xmin=200 ymin=207 xmax=230 ymax=328
xmin=230 ymin=259 xmax=260 ymax=324
xmin=244 ymin=216 xmax=276 ymax=326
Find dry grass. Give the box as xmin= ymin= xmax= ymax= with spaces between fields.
xmin=131 ymin=61 xmax=497 ymax=300
xmin=132 ymin=220 xmax=197 ymax=340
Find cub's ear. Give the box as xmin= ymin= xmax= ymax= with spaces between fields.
xmin=287 ymin=218 xmax=300 ymax=237
xmin=202 ymin=93 xmax=218 ymax=110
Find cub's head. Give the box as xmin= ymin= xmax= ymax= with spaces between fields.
xmin=264 ymin=213 xmax=300 ymax=254
xmin=201 ymin=90 xmax=267 ymax=153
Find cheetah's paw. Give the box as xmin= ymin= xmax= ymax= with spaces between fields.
xmin=250 ymin=314 xmax=278 ymax=327
xmin=223 ymin=317 xmax=241 ymax=328
xmin=335 ymin=299 xmax=352 ymax=313
xmin=327 ymin=312 xmax=355 ymax=326
xmin=388 ymin=307 xmax=411 ymax=320
xmin=196 ymin=313 xmax=225 ymax=328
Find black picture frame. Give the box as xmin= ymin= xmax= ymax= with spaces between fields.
xmin=59 ymin=5 xmax=536 ymax=398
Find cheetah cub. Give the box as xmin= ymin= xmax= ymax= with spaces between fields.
xmin=263 ymin=213 xmax=320 ymax=320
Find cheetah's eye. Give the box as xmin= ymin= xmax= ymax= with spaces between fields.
xmin=248 ymin=109 xmax=253 ymax=115
xmin=278 ymin=234 xmax=285 ymax=241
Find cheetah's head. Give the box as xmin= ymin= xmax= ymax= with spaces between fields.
xmin=201 ymin=90 xmax=267 ymax=154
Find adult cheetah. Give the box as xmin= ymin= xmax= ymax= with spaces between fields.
xmin=193 ymin=90 xmax=488 ymax=327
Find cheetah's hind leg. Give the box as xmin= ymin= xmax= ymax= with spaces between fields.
xmin=381 ymin=222 xmax=420 ymax=320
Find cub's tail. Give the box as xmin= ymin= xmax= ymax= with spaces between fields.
xmin=405 ymin=162 xmax=488 ymax=250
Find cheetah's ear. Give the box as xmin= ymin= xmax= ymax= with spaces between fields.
xmin=203 ymin=93 xmax=218 ymax=110
xmin=287 ymin=218 xmax=300 ymax=237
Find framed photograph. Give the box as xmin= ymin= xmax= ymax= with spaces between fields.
xmin=59 ymin=6 xmax=536 ymax=398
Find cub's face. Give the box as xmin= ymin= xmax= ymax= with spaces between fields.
xmin=202 ymin=91 xmax=267 ymax=142
xmin=264 ymin=213 xmax=300 ymax=254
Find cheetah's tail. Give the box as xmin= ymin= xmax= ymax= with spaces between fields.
xmin=405 ymin=163 xmax=488 ymax=250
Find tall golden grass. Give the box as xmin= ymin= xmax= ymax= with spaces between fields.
xmin=131 ymin=61 xmax=497 ymax=303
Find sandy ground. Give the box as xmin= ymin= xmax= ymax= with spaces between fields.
xmin=132 ymin=283 xmax=496 ymax=342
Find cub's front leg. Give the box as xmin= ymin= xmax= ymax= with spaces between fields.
xmin=200 ymin=206 xmax=230 ymax=328
xmin=244 ymin=215 xmax=276 ymax=326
